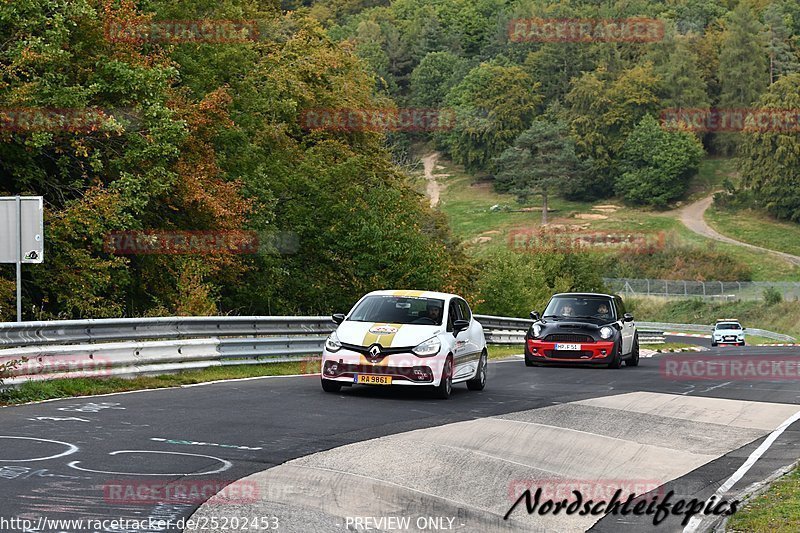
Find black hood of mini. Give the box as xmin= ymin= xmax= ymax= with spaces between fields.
xmin=535 ymin=319 xmax=618 ymax=334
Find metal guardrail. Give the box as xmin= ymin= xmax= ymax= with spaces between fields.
xmin=0 ymin=316 xmax=336 ymax=348
xmin=473 ymin=315 xmax=795 ymax=342
xmin=0 ymin=315 xmax=792 ymax=384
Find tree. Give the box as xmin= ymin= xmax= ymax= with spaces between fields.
xmin=737 ymin=74 xmax=800 ymax=222
xmin=716 ymin=0 xmax=768 ymax=154
xmin=563 ymin=64 xmax=662 ymax=199
xmin=441 ymin=62 xmax=542 ymax=171
xmin=658 ymin=35 xmax=710 ymax=110
xmin=763 ymin=2 xmax=800 ymax=84
xmin=409 ymin=51 xmax=469 ymax=108
xmin=493 ymin=121 xmax=584 ymax=225
xmin=615 ymin=115 xmax=705 ymax=208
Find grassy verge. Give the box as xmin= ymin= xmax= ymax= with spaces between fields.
xmin=649 ymin=342 xmax=699 ymax=352
xmin=0 ymin=360 xmax=320 ymax=406
xmin=488 ymin=345 xmax=524 ymax=359
xmin=706 ymin=206 xmax=800 ymax=258
xmin=0 ymin=346 xmax=523 ymax=406
xmin=727 ymin=465 xmax=800 ymax=532
xmin=427 ymin=152 xmax=799 ymax=281
xmin=628 ymin=298 xmax=800 ymax=340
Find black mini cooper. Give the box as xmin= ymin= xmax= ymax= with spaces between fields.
xmin=524 ymin=293 xmax=639 ymax=368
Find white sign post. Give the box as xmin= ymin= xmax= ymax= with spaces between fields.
xmin=0 ymin=196 xmax=44 ymax=322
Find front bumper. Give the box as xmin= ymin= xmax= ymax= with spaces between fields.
xmin=321 ymin=349 xmax=445 ymax=386
xmin=713 ymin=337 xmax=745 ymax=345
xmin=525 ymin=339 xmax=616 ymax=364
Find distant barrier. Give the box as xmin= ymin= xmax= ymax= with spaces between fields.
xmin=605 ymin=278 xmax=800 ymax=301
xmin=0 ymin=315 xmax=792 ymax=384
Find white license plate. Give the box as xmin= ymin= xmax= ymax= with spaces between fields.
xmin=555 ymin=343 xmax=581 ymax=351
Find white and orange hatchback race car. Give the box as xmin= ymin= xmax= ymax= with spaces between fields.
xmin=321 ymin=290 xmax=487 ymax=399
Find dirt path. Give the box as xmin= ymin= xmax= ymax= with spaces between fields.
xmin=422 ymin=152 xmax=443 ymax=207
xmin=677 ymin=194 xmax=800 ymax=267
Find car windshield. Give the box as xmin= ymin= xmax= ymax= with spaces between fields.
xmin=717 ymin=323 xmax=742 ymax=330
xmin=348 ymin=295 xmax=445 ymax=325
xmin=543 ymin=297 xmax=614 ymax=320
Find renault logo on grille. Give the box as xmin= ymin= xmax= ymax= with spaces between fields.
xmin=369 ymin=345 xmax=382 ymax=358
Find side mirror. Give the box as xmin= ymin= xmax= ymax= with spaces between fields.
xmin=623 ymin=313 xmax=634 ymax=322
xmin=453 ymin=319 xmax=469 ymax=334
xmin=741 ymin=327 xmax=747 ymax=331
xmin=332 ymin=313 xmax=346 ymax=325
xmin=530 ymin=311 xmax=540 ymax=320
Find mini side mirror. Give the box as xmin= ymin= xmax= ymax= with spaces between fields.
xmin=453 ymin=319 xmax=470 ymax=334
xmin=530 ymin=311 xmax=540 ymax=320
xmin=623 ymin=313 xmax=634 ymax=322
xmin=332 ymin=313 xmax=346 ymax=325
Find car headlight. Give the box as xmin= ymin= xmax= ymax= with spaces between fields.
xmin=325 ymin=331 xmax=342 ymax=352
xmin=532 ymin=324 xmax=543 ymax=338
xmin=599 ymin=326 xmax=614 ymax=340
xmin=413 ymin=336 xmax=441 ymax=357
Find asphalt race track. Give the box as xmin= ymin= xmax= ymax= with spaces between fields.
xmin=0 ymin=343 xmax=798 ymax=533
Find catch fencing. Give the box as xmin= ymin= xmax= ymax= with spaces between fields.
xmin=604 ymin=278 xmax=800 ymax=301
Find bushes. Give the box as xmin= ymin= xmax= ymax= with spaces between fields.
xmin=602 ymin=241 xmax=753 ymax=281
xmin=615 ymin=115 xmax=705 ymax=208
xmin=763 ymin=286 xmax=783 ymax=306
xmin=474 ymin=248 xmax=605 ymax=317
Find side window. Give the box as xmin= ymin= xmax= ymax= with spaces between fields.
xmin=458 ymin=299 xmax=472 ymax=322
xmin=447 ymin=300 xmax=459 ymax=332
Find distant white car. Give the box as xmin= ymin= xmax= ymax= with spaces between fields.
xmin=712 ymin=319 xmax=746 ymax=347
xmin=321 ymin=290 xmax=487 ymax=399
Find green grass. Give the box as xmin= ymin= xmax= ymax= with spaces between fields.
xmin=687 ymin=157 xmax=738 ymax=200
xmin=707 ymin=206 xmax=800 ymax=258
xmin=0 ymin=360 xmax=320 ymax=406
xmin=488 ymin=345 xmax=524 ymax=359
xmin=0 ymin=346 xmax=523 ymax=406
xmin=651 ymin=342 xmax=699 ymax=352
xmin=427 ymin=153 xmax=800 ymax=281
xmin=745 ymin=334 xmax=781 ymax=346
xmin=727 ymin=465 xmax=800 ymax=533
xmin=628 ymin=298 xmax=800 ymax=340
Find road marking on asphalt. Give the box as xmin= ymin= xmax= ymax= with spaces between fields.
xmin=67 ymin=450 xmax=232 ymax=476
xmin=683 ymin=407 xmax=800 ymax=533
xmin=28 ymin=416 xmax=90 ymax=422
xmin=0 ymin=436 xmax=79 ymax=462
xmin=700 ymin=381 xmax=732 ymax=393
xmin=150 ymin=437 xmax=263 ymax=451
